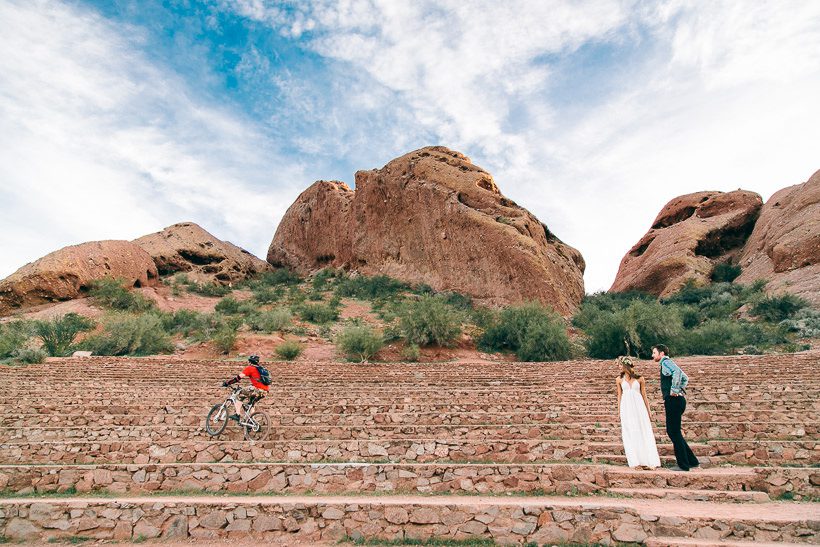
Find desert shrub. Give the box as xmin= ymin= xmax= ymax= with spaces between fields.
xmin=399 ymin=296 xmax=462 ymax=347
xmin=254 ymin=268 xmax=302 ymax=287
xmin=571 ymin=291 xmax=654 ymax=331
xmin=33 ymin=313 xmax=96 ymax=357
xmin=215 ymin=296 xmax=256 ymax=315
xmin=751 ymin=294 xmax=808 ymax=322
xmin=584 ymin=300 xmax=682 ymax=359
xmin=780 ymin=308 xmax=820 ymax=338
xmin=413 ymin=283 xmax=435 ymax=296
xmin=247 ymin=308 xmax=292 ymax=333
xmin=311 ymin=268 xmax=339 ymax=290
xmin=0 ymin=321 xmax=33 ymax=358
xmin=440 ymin=291 xmax=473 ymax=310
xmin=160 ymin=309 xmax=205 ymax=336
xmin=275 ymin=340 xmax=303 ymax=360
xmin=13 ymin=347 xmax=47 ymax=364
xmin=335 ymin=274 xmax=409 ymax=300
xmin=296 ymin=302 xmax=339 ymax=324
xmin=678 ymin=319 xmax=747 ymax=356
xmin=711 ymin=262 xmax=742 ymax=283
xmin=402 ymin=343 xmax=421 ymax=362
xmin=335 ymin=324 xmax=384 ymax=361
xmin=188 ymin=282 xmax=231 ymax=297
xmin=479 ymin=302 xmax=571 ymax=362
xmin=212 ymin=325 xmax=238 ymax=354
xmin=79 ymin=313 xmax=173 ymax=356
xmin=90 ymin=278 xmax=155 ymax=312
xmin=252 ymin=286 xmax=284 ymax=304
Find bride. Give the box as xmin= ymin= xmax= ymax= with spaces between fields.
xmin=616 ymin=356 xmax=661 ymax=469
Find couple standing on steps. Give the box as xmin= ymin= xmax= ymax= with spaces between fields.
xmin=616 ymin=344 xmax=700 ymax=471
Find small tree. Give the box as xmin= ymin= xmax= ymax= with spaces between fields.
xmin=336 ymin=324 xmax=384 ymax=362
xmin=34 ymin=313 xmax=96 ymax=356
xmin=399 ymin=296 xmax=462 ymax=347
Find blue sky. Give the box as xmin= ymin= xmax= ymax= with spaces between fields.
xmin=2 ymin=0 xmax=819 ymax=292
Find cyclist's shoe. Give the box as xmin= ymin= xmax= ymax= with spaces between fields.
xmin=228 ymin=414 xmax=240 ymax=422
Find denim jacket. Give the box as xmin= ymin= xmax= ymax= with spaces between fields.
xmin=660 ymin=356 xmax=688 ymax=396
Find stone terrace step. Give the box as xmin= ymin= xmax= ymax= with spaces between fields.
xmin=4 ymin=421 xmax=815 ymax=443
xmin=1 ymin=463 xmax=815 ymax=499
xmin=607 ymin=487 xmax=772 ymax=502
xmin=3 ymin=438 xmax=816 ymax=466
xmin=0 ymin=494 xmax=817 ymax=544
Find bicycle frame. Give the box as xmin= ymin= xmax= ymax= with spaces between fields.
xmin=216 ymin=387 xmax=260 ymax=427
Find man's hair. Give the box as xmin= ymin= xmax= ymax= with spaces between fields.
xmin=652 ymin=344 xmax=670 ymax=356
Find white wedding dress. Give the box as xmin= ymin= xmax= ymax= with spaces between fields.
xmin=619 ymin=378 xmax=661 ymax=468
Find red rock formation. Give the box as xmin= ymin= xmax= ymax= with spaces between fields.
xmin=610 ymin=190 xmax=763 ymax=296
xmin=269 ymin=146 xmax=585 ymax=314
xmin=0 ymin=241 xmax=157 ymax=316
xmin=134 ymin=222 xmax=270 ymax=285
xmin=736 ymin=170 xmax=820 ymax=305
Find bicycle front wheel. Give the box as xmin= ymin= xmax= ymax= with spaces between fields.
xmin=205 ymin=403 xmax=228 ymax=436
xmin=244 ymin=411 xmax=271 ymax=442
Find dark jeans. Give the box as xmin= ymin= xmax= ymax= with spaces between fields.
xmin=664 ymin=395 xmax=699 ymax=469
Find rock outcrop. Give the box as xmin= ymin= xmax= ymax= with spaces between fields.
xmin=610 ymin=190 xmax=763 ymax=296
xmin=133 ymin=222 xmax=271 ymax=285
xmin=736 ymin=169 xmax=820 ymax=305
xmin=269 ymin=146 xmax=585 ymax=314
xmin=0 ymin=241 xmax=158 ymax=316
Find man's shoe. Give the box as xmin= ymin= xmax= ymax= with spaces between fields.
xmin=228 ymin=414 xmax=240 ymax=422
xmin=690 ymin=462 xmax=700 ymax=468
xmin=668 ymin=465 xmax=689 ymax=472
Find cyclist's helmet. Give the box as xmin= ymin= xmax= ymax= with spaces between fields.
xmin=248 ymin=355 xmax=260 ymax=365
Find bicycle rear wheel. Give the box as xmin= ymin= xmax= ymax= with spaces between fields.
xmin=244 ymin=411 xmax=271 ymax=442
xmin=205 ymin=403 xmax=228 ymax=436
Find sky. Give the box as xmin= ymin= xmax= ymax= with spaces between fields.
xmin=1 ymin=0 xmax=819 ymax=292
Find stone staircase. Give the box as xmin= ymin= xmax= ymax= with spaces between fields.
xmin=0 ymin=352 xmax=818 ymax=544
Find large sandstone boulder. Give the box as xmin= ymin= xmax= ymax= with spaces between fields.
xmin=0 ymin=241 xmax=158 ymax=316
xmin=133 ymin=222 xmax=271 ymax=285
xmin=610 ymin=190 xmax=763 ymax=297
xmin=736 ymin=169 xmax=820 ymax=306
xmin=269 ymin=146 xmax=585 ymax=314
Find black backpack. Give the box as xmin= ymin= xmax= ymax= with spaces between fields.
xmin=254 ymin=364 xmax=271 ymax=386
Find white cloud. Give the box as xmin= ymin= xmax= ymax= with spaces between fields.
xmin=232 ymin=0 xmax=820 ymax=292
xmin=0 ymin=0 xmax=305 ymax=278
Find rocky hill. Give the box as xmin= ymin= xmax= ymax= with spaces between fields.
xmin=268 ymin=146 xmax=585 ymax=314
xmin=611 ymin=169 xmax=819 ymax=304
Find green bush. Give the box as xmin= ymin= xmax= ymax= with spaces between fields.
xmin=336 ymin=324 xmax=384 ymax=361
xmin=751 ymin=294 xmax=808 ymax=322
xmin=311 ymin=268 xmax=339 ymax=290
xmin=33 ymin=313 xmax=96 ymax=357
xmin=296 ymin=302 xmax=339 ymax=324
xmin=89 ymin=278 xmax=155 ymax=312
xmin=402 ymin=343 xmax=421 ymax=362
xmin=188 ymin=282 xmax=231 ymax=297
xmin=214 ymin=296 xmax=255 ymax=315
xmin=335 ymin=274 xmax=409 ymax=300
xmin=275 ymin=340 xmax=303 ymax=360
xmin=678 ymin=319 xmax=747 ymax=356
xmin=711 ymin=263 xmax=742 ymax=283
xmin=399 ymin=296 xmax=462 ymax=347
xmin=79 ymin=313 xmax=173 ymax=356
xmin=571 ymin=291 xmax=654 ymax=331
xmin=247 ymin=308 xmax=292 ymax=333
xmin=13 ymin=347 xmax=46 ymax=364
xmin=252 ymin=286 xmax=284 ymax=304
xmin=584 ymin=300 xmax=683 ymax=359
xmin=479 ymin=302 xmax=572 ymax=361
xmin=160 ymin=309 xmax=205 ymax=336
xmin=212 ymin=325 xmax=238 ymax=354
xmin=440 ymin=291 xmax=473 ymax=310
xmin=255 ymin=268 xmax=302 ymax=287
xmin=780 ymin=308 xmax=820 ymax=338
xmin=0 ymin=321 xmax=33 ymax=358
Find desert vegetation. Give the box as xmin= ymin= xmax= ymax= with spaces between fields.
xmin=0 ymin=266 xmax=817 ymax=363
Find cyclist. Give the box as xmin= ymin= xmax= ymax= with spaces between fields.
xmin=222 ymin=355 xmax=269 ymax=422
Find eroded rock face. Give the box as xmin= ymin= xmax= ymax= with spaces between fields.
xmin=737 ymin=170 xmax=820 ymax=305
xmin=610 ymin=190 xmax=763 ymax=296
xmin=268 ymin=146 xmax=585 ymax=313
xmin=0 ymin=241 xmax=158 ymax=316
xmin=133 ymin=222 xmax=271 ymax=285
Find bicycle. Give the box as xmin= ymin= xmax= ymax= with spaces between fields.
xmin=204 ymin=385 xmax=271 ymax=441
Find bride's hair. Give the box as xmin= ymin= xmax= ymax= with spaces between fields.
xmin=617 ymin=356 xmax=641 ymax=379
